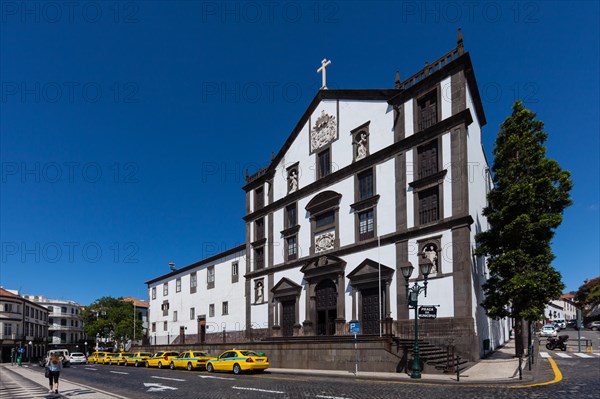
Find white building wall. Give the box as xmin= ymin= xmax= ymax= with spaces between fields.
xmin=405 ymin=149 xmax=415 ymax=229
xmin=404 ymin=99 xmax=414 ymax=138
xmin=147 ymin=250 xmax=245 ymax=344
xmin=375 ymin=159 xmax=396 ymax=237
xmin=442 ymin=132 xmax=453 ymax=219
xmin=441 ymin=76 xmax=452 ymax=120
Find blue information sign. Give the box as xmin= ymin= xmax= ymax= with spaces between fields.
xmin=17 ymin=348 xmax=25 ymax=353
xmin=349 ymin=322 xmax=361 ymax=334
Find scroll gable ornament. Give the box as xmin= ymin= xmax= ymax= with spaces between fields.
xmin=311 ymin=110 xmax=337 ymax=151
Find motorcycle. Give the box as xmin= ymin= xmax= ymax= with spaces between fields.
xmin=546 ymin=334 xmax=569 ymax=351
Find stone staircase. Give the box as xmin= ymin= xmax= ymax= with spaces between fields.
xmin=392 ymin=338 xmax=471 ymax=374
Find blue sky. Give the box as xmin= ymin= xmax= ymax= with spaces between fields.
xmin=1 ymin=1 xmax=598 ymax=305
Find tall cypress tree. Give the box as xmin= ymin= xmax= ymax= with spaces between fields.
xmin=475 ymin=100 xmax=573 ymax=355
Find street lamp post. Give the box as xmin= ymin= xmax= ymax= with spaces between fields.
xmin=96 ymin=333 xmax=100 ymax=352
xmin=28 ymin=341 xmax=32 ymax=364
xmin=401 ymin=261 xmax=433 ymax=379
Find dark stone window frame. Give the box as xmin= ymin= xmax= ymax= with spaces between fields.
xmin=356 ymin=207 xmax=377 ymax=242
xmin=355 ymin=167 xmax=376 ymax=203
xmin=415 ymin=185 xmax=442 ymax=226
xmin=306 ymin=191 xmax=342 ymax=256
xmin=281 ymin=203 xmax=300 ymax=263
xmin=416 ymin=138 xmax=442 ymax=180
xmin=285 ymin=234 xmax=298 ymax=261
xmin=231 ymin=261 xmax=239 ymax=284
xmin=207 ymin=265 xmax=215 ymax=289
xmin=254 ymin=185 xmax=264 ymax=211
xmin=316 ymin=145 xmax=333 ymax=180
xmin=253 ymin=246 xmax=265 ymax=270
xmin=255 ymin=217 xmax=265 ymax=241
xmin=190 ymin=271 xmax=197 ymax=294
xmin=413 ymin=85 xmax=442 ymax=133
xmin=285 ymin=202 xmax=298 ymax=229
xmin=351 ymin=121 xmax=370 ymax=162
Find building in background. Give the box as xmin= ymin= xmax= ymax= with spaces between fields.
xmin=23 ymin=294 xmax=84 ymax=352
xmin=0 ymin=287 xmax=48 ymax=363
xmin=122 ymin=296 xmax=150 ymax=345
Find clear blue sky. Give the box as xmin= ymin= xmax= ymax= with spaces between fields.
xmin=1 ymin=1 xmax=598 ymax=305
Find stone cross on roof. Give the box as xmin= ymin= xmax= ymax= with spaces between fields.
xmin=317 ymin=58 xmax=331 ymax=90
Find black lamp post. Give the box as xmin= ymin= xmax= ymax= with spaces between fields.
xmin=401 ymin=261 xmax=433 ymax=379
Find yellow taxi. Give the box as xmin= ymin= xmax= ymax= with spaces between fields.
xmin=99 ymin=353 xmax=119 ymax=365
xmin=125 ymin=352 xmax=154 ymax=367
xmin=169 ymin=351 xmax=217 ymax=371
xmin=206 ymin=349 xmax=269 ymax=374
xmin=109 ymin=352 xmax=133 ymax=366
xmin=87 ymin=351 xmax=110 ymax=364
xmin=145 ymin=351 xmax=180 ymax=369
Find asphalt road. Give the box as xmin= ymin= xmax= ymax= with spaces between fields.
xmin=28 ymin=349 xmax=599 ymax=399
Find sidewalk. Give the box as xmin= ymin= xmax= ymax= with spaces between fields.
xmin=0 ymin=363 xmax=128 ymax=399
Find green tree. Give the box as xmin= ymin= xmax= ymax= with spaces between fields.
xmin=82 ymin=297 xmax=143 ymax=349
xmin=575 ymin=276 xmax=600 ymax=318
xmin=475 ymin=100 xmax=573 ymax=355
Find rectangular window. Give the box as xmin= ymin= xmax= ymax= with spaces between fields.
xmin=152 ymin=322 xmax=156 ymax=332
xmin=255 ymin=218 xmax=265 ymax=240
xmin=26 ymin=306 xmax=29 ymax=317
xmin=417 ymin=91 xmax=438 ymax=131
xmin=231 ymin=261 xmax=239 ymax=284
xmin=254 ymin=247 xmax=264 ymax=270
xmin=287 ymin=235 xmax=298 ymax=260
xmin=163 ymin=321 xmax=167 ymax=331
xmin=61 ymin=319 xmax=67 ymax=326
xmin=209 ymin=304 xmax=215 ymax=318
xmin=173 ymin=311 xmax=178 ymax=322
xmin=190 ymin=272 xmax=197 ymax=294
xmin=317 ymin=148 xmax=331 ymax=178
xmin=4 ymin=304 xmax=12 ymax=313
xmin=207 ymin=266 xmax=215 ymax=289
xmin=417 ymin=140 xmax=438 ymax=179
xmin=162 ymin=301 xmax=169 ymax=316
xmin=286 ymin=203 xmax=297 ymax=227
xmin=190 ymin=307 xmax=195 ymax=320
xmin=255 ymin=186 xmax=264 ymax=210
xmin=316 ymin=210 xmax=335 ymax=229
xmin=358 ymin=169 xmax=373 ymax=200
xmin=358 ymin=209 xmax=375 ymax=241
xmin=3 ymin=323 xmax=12 ymax=336
xmin=163 ymin=283 xmax=168 ymax=296
xmin=222 ymin=301 xmax=229 ymax=315
xmin=418 ymin=187 xmax=440 ymax=225
xmin=176 ymin=278 xmax=181 ymax=293
xmin=151 ymin=287 xmax=156 ymax=299
xmin=61 ymin=306 xmax=67 ymax=314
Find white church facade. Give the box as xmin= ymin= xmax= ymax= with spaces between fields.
xmin=146 ymin=33 xmax=511 ymax=366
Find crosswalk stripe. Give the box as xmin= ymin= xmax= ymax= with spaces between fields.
xmin=572 ymin=353 xmax=594 ymax=358
xmin=540 ymin=352 xmax=551 ymax=358
xmin=555 ymin=353 xmax=572 ymax=358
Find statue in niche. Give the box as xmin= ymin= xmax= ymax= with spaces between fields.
xmin=288 ymin=169 xmax=298 ymax=193
xmin=255 ymin=281 xmax=264 ymax=303
xmin=422 ymin=244 xmax=438 ymax=273
xmin=355 ymin=132 xmax=368 ymax=160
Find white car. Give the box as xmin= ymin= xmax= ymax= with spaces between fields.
xmin=69 ymin=352 xmax=87 ymax=365
xmin=539 ymin=325 xmax=558 ymax=337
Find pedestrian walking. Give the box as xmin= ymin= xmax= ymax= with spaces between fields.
xmin=47 ymin=353 xmax=63 ymax=394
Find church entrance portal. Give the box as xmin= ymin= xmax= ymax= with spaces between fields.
xmin=315 ymin=279 xmax=337 ymax=335
xmin=282 ymin=300 xmax=295 ymax=337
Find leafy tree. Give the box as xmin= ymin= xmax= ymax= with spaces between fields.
xmin=475 ymin=100 xmax=573 ymax=354
xmin=575 ymin=276 xmax=600 ymax=317
xmin=82 ymin=297 xmax=143 ymax=349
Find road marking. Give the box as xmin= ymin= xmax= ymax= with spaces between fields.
xmin=144 ymin=382 xmax=178 ymax=392
xmin=232 ymin=386 xmax=285 ymax=394
xmin=572 ymin=353 xmax=594 ymax=358
xmin=555 ymin=353 xmax=571 ymax=358
xmin=316 ymin=395 xmax=351 ymax=399
xmin=84 ymin=367 xmax=98 ymax=370
xmin=540 ymin=352 xmax=551 ymax=358
xmin=151 ymin=376 xmax=186 ymax=382
xmin=198 ymin=375 xmax=235 ymax=380
xmin=110 ymin=371 xmax=129 ymax=374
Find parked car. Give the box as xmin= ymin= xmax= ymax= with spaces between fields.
xmin=170 ymin=351 xmax=216 ymax=371
xmin=146 ymin=351 xmax=180 ymax=369
xmin=567 ymin=319 xmax=577 ymax=328
xmin=587 ymin=321 xmax=600 ymax=331
xmin=206 ymin=349 xmax=269 ymax=374
xmin=87 ymin=351 xmax=110 ymax=364
xmin=125 ymin=352 xmax=154 ymax=367
xmin=100 ymin=353 xmax=118 ymax=365
xmin=539 ymin=325 xmax=558 ymax=337
xmin=69 ymin=352 xmax=87 ymax=365
xmin=554 ymin=319 xmax=566 ymax=329
xmin=109 ymin=352 xmax=133 ymax=366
